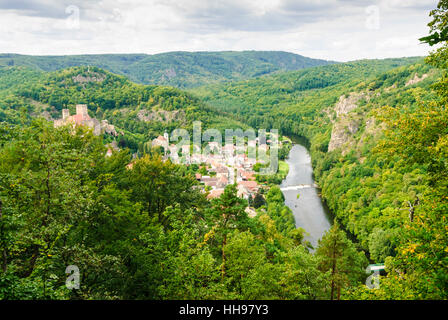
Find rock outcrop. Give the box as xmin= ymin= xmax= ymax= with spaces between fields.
xmin=405 ymin=73 xmax=428 ymax=86
xmin=72 ymin=72 xmax=106 ymax=84
xmin=137 ymin=109 xmax=185 ymax=123
xmin=328 ymin=93 xmax=365 ymax=154
xmin=334 ymin=93 xmax=364 ymax=118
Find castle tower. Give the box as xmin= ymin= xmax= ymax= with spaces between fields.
xmin=164 ymin=131 xmax=169 ymax=144
xmin=76 ymin=104 xmax=89 ymax=117
xmin=62 ymin=109 xmax=70 ymax=120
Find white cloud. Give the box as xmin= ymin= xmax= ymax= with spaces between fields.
xmin=0 ymin=0 xmax=438 ymax=60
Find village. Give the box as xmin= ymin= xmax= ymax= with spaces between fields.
xmin=53 ymin=104 xmax=285 ymax=207
xmin=151 ymin=131 xmax=283 ymax=205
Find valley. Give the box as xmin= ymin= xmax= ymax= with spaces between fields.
xmin=0 ymin=48 xmax=447 ymax=300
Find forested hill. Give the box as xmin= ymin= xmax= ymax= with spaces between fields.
xmin=1 ymin=51 xmax=447 ymax=299
xmin=191 ymin=56 xmax=423 ymax=120
xmin=0 ymin=51 xmax=335 ymax=88
xmin=0 ymin=65 xmax=247 ymax=151
xmin=190 ymin=57 xmax=424 ymax=140
xmin=191 ymin=56 xmax=448 ymax=299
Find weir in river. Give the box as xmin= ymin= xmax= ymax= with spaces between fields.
xmin=280 ymin=184 xmax=319 ymax=191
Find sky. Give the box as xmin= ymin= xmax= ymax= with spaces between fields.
xmin=0 ymin=0 xmax=439 ymax=61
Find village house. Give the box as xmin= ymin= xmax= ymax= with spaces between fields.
xmin=168 ymin=144 xmax=179 ymax=163
xmin=207 ymin=141 xmax=221 ymax=152
xmin=152 ymin=132 xmax=169 ymax=151
xmin=152 ymin=135 xmax=168 ymax=148
xmin=205 ymin=154 xmax=225 ymax=167
xmin=217 ymin=175 xmax=228 ymax=188
xmin=191 ymin=153 xmax=203 ymax=164
xmin=201 ymin=176 xmax=219 ymax=189
xmin=237 ymin=180 xmax=260 ymax=199
xmin=235 ymin=144 xmax=246 ymax=153
xmin=223 ymin=144 xmax=234 ymax=155
xmin=207 ymin=189 xmax=225 ymax=199
xmin=148 ymin=133 xmax=272 ymax=201
xmin=238 ymin=169 xmax=255 ymax=182
xmin=181 ymin=144 xmax=190 ymax=154
xmin=237 ymin=184 xmax=250 ymax=199
xmin=213 ymin=165 xmax=229 ymax=179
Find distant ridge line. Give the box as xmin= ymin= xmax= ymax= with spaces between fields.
xmin=0 ymin=51 xmax=337 ymax=88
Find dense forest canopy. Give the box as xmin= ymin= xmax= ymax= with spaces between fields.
xmin=1 ymin=1 xmax=448 ymax=300
xmin=187 ymin=4 xmax=448 ymax=299
xmin=0 ymin=51 xmax=335 ymax=89
xmin=0 ymin=65 xmax=248 ymax=152
xmin=0 ymin=120 xmax=354 ymax=299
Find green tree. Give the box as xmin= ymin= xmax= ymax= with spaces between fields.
xmin=124 ymin=154 xmax=203 ymax=224
xmin=206 ymin=184 xmax=248 ymax=279
xmin=368 ymin=228 xmax=397 ymax=263
xmin=252 ymin=192 xmax=266 ymax=209
xmin=316 ymin=223 xmax=368 ymax=300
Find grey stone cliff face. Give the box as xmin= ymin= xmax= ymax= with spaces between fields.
xmin=137 ymin=109 xmax=185 ymax=123
xmin=328 ymin=93 xmax=365 ymax=154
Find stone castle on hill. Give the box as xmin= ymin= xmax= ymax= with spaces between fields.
xmin=54 ymin=104 xmax=117 ymax=136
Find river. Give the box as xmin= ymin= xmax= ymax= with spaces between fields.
xmin=280 ymin=142 xmax=332 ymax=249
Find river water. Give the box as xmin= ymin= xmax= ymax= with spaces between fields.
xmin=280 ymin=143 xmax=332 ymax=249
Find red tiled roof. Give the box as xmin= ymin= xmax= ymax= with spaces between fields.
xmin=207 ymin=189 xmax=224 ymax=199
xmin=241 ymin=172 xmax=255 ymax=181
xmin=214 ymin=166 xmax=228 ymax=173
xmin=238 ymin=180 xmax=259 ymax=191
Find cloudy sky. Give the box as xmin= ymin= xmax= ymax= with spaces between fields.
xmin=0 ymin=0 xmax=439 ymax=61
